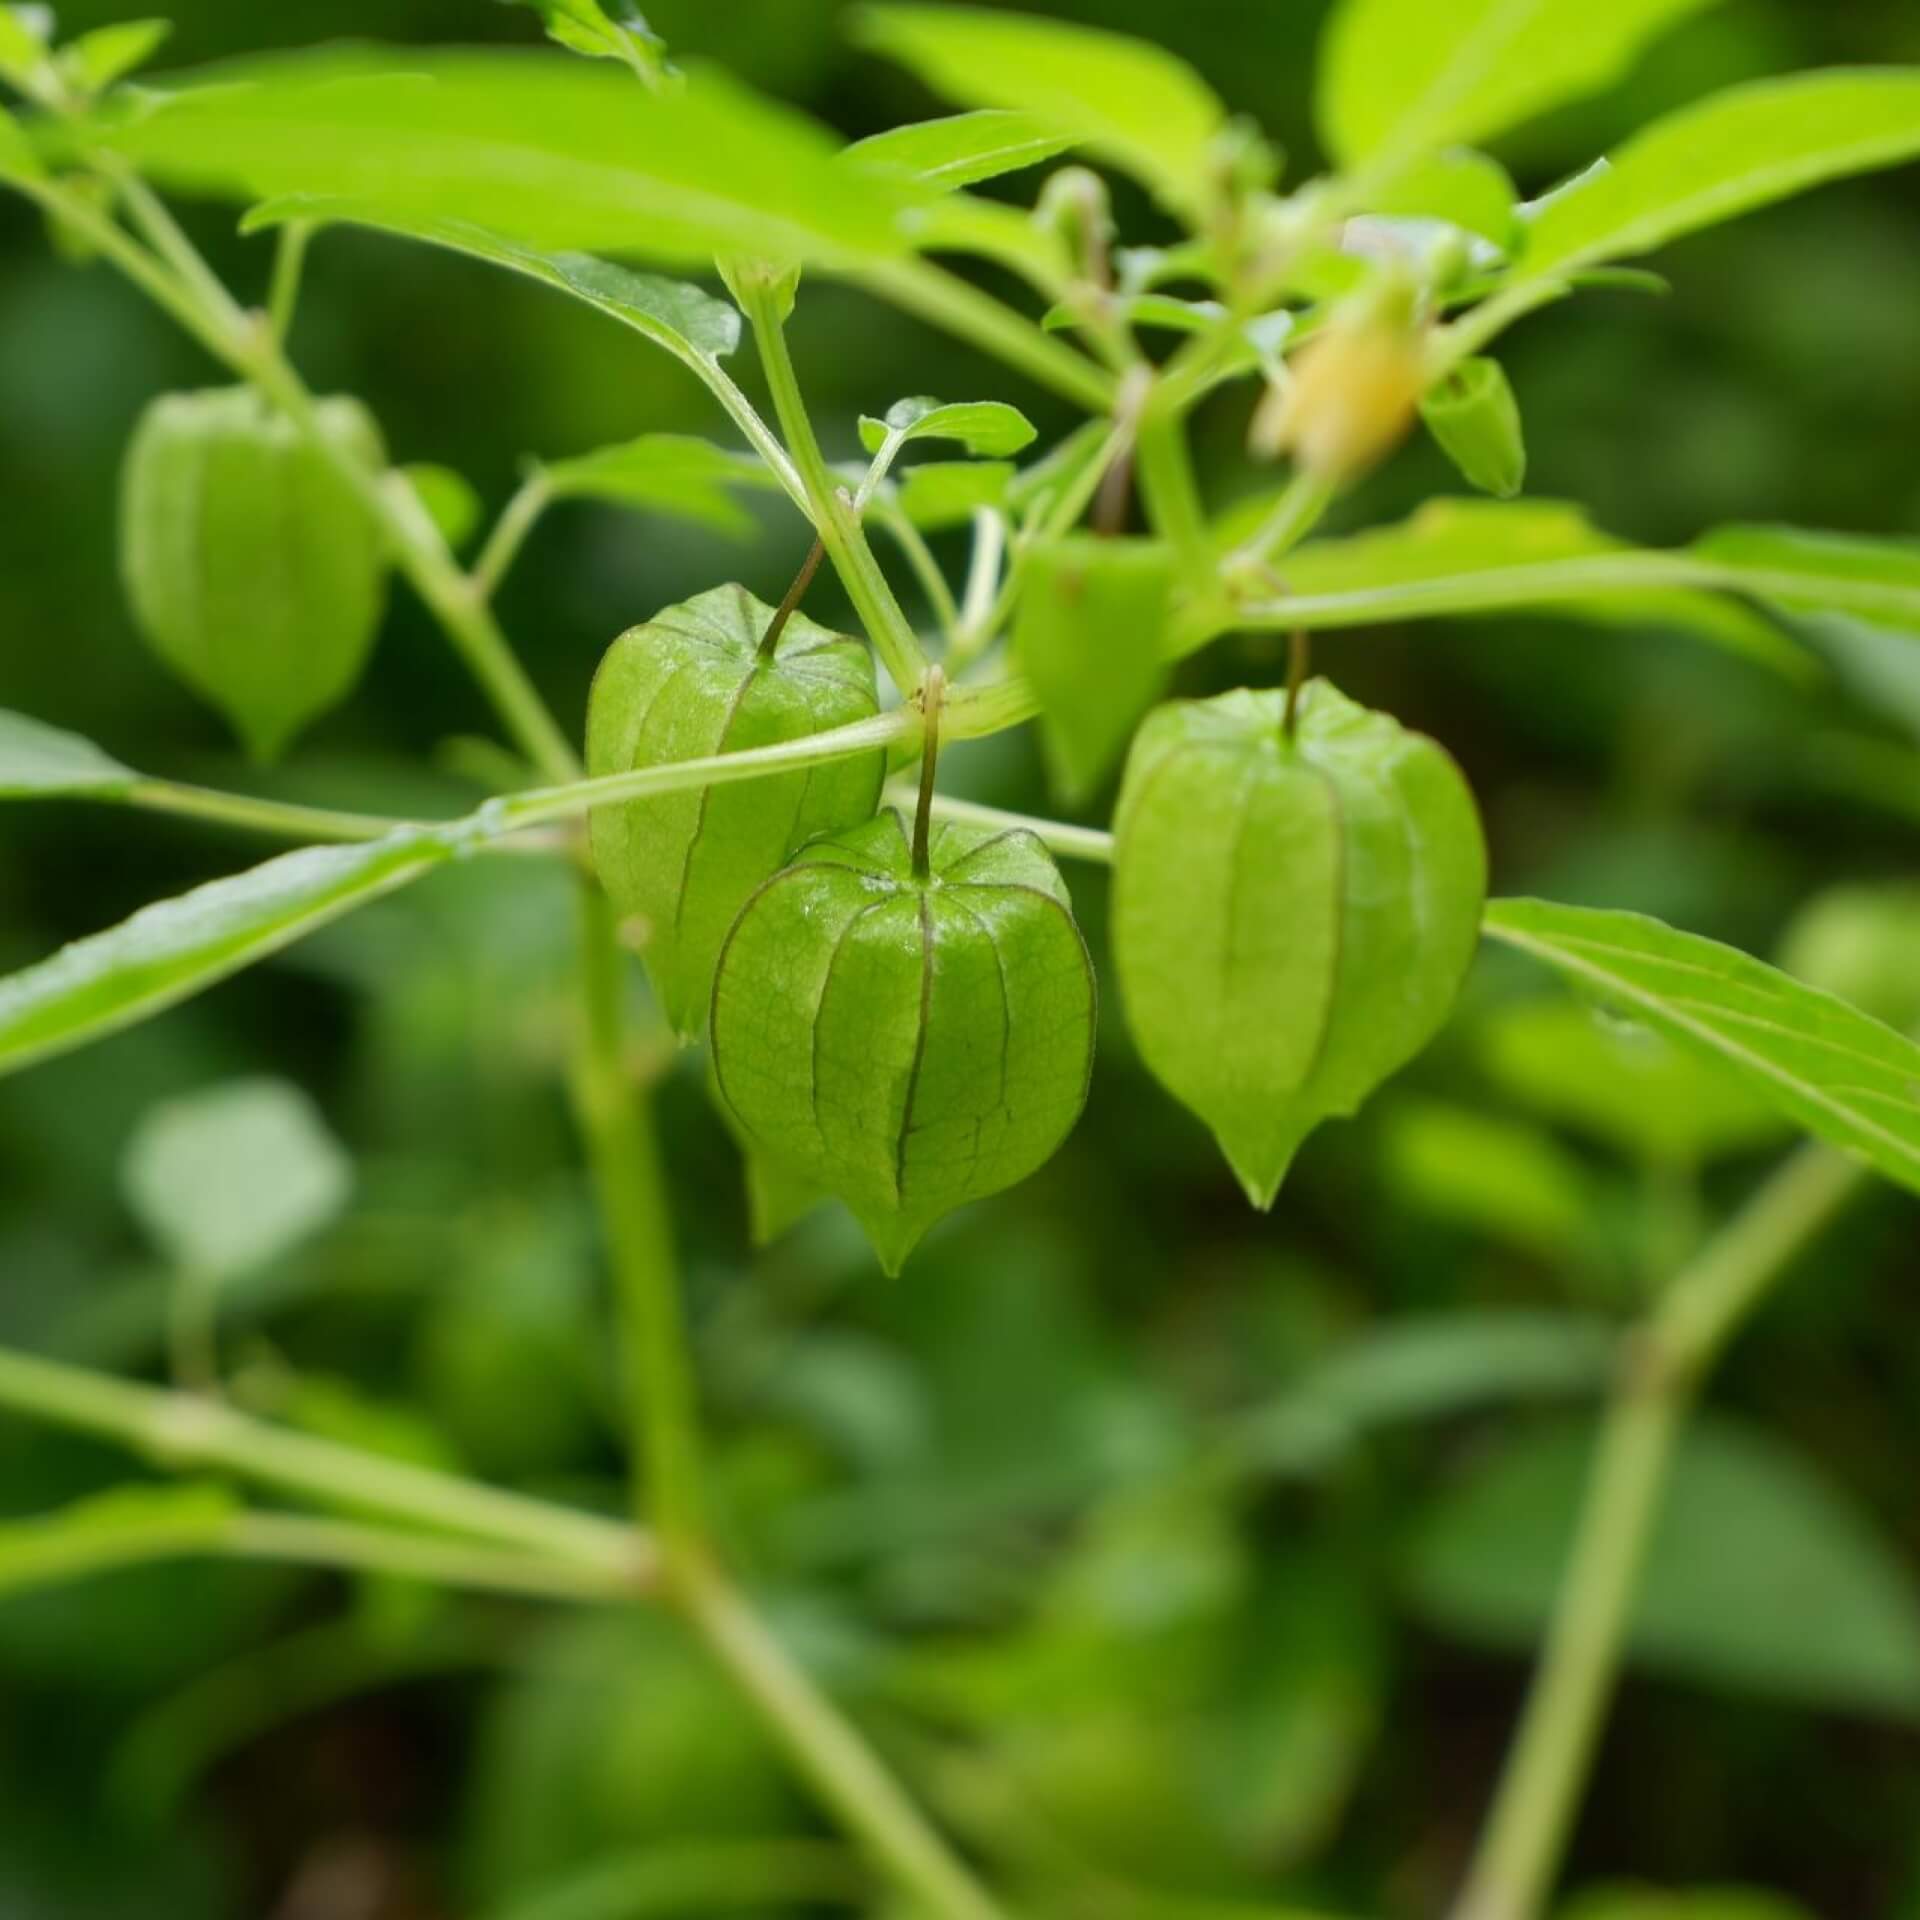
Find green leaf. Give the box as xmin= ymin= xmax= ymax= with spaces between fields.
xmin=1419 ymin=357 xmax=1526 ymax=499
xmin=1113 ymin=683 xmax=1486 ymax=1207
xmin=1369 ymin=148 xmax=1517 ymax=247
xmin=0 ymin=709 xmax=135 ymax=798
xmin=846 ymin=108 xmax=1074 ymax=191
xmin=57 ymin=18 xmax=170 ymax=95
xmin=105 ymin=47 xmax=911 ymax=268
xmin=0 ymin=4 xmax=50 ymax=89
xmin=1778 ymin=881 xmax=1920 ymax=1036
xmin=1232 ymin=1309 xmax=1618 ymax=1479
xmin=1483 ymin=898 xmax=1920 ymax=1193
xmin=1219 ymin=498 xmax=1811 ymax=677
xmin=1014 ymin=535 xmax=1172 ymax=801
xmin=857 ymin=396 xmax=1038 ymax=460
xmin=465 ymin=1611 xmax=798 ymax=1900
xmin=1410 ymin=1413 xmax=1920 ymax=1717
xmin=852 ymin=4 xmax=1228 ymax=217
xmin=120 ymin=386 xmax=390 ymax=761
xmin=903 ymin=189 xmax=1072 ymax=295
xmin=712 ymin=811 xmax=1097 ymax=1274
xmin=400 ymin=462 xmax=484 ymax=552
xmin=499 ymin=0 xmax=671 ymax=82
xmin=0 ymin=1485 xmax=238 ymax=1604
xmin=243 ymin=200 xmax=743 ymax=369
xmin=1523 ymin=70 xmax=1920 ymax=278
xmin=0 ymin=98 xmax=40 ymax=179
xmin=122 ymin=1076 xmax=352 ymax=1282
xmin=1043 ymin=290 xmax=1227 ymax=338
xmin=1316 ymin=0 xmax=1717 ymax=169
xmin=1478 ymin=998 xmax=1786 ymax=1167
xmin=0 ymin=831 xmax=449 ymax=1081
xmin=1380 ymin=1099 xmax=1598 ymax=1261
xmin=540 ymin=433 xmax=771 ymax=535
xmin=896 ymin=458 xmax=1014 ymax=531
xmin=586 ymin=584 xmax=886 ymax=1039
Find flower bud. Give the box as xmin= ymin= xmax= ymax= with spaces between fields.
xmin=1255 ymin=297 xmax=1429 ymax=481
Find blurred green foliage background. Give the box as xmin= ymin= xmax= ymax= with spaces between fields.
xmin=4 ymin=3 xmax=1920 ymax=1918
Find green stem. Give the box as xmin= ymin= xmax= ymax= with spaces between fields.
xmin=11 ymin=173 xmax=234 ymax=361
xmin=1221 ymin=466 xmax=1335 ymax=582
xmin=870 ymin=502 xmax=961 ymax=640
xmin=473 ymin=468 xmax=556 ymax=603
xmin=882 ymin=784 xmax=1114 ymax=867
xmin=0 ymin=1342 xmax=655 ymax=1581
xmin=501 ymin=709 xmax=919 ymax=831
xmin=742 ymin=276 xmax=931 ymax=698
xmin=950 ymin=509 xmax=1007 ymax=666
xmin=1451 ymin=1146 xmax=1861 ymax=1920
xmin=573 ymin=884 xmax=705 ymax=1553
xmin=1133 ymin=400 xmax=1207 ymax=564
xmin=0 ymin=1495 xmax=637 ymax=1607
xmin=224 ymin=1511 xmax=635 ymax=1602
xmin=166 ymin=1269 xmax=221 ymax=1396
xmin=267 ymin=218 xmax=312 ymax=348
xmin=679 ymin=1557 xmax=1009 ymax=1920
xmin=1431 ymin=278 xmax=1568 ymax=377
xmin=127 ymin=779 xmax=413 ymax=843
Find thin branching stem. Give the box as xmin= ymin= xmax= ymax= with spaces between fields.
xmin=1450 ymin=1145 xmax=1862 ymax=1920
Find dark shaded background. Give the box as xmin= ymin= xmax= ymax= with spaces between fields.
xmin=4 ymin=3 xmax=1920 ymax=1917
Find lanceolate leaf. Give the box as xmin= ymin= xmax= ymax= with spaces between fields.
xmin=1478 ymin=998 xmax=1785 ymax=1168
xmin=1015 ymin=535 xmax=1172 ymax=800
xmin=0 ymin=710 xmax=135 ymax=798
xmin=1410 ymin=1412 xmax=1920 ymax=1717
xmin=1522 ymin=69 xmax=1920 ymax=279
xmin=104 ymin=48 xmax=913 ymax=268
xmin=1316 ymin=0 xmax=1717 ymax=169
xmin=852 ymin=5 xmax=1228 ymax=217
xmin=539 ymin=433 xmax=774 ymax=534
xmin=0 ymin=832 xmax=450 ymax=1080
xmin=1483 ymin=898 xmax=1920 ymax=1195
xmin=1692 ymin=523 xmax=1920 ymax=633
xmin=243 ymin=201 xmax=741 ymax=369
xmin=846 ymin=109 xmax=1074 ymax=192
xmin=57 ymin=19 xmax=172 ymax=95
xmin=895 ymin=459 xmax=1014 ymax=530
xmin=1221 ymin=500 xmax=1806 ymax=673
xmin=1229 ymin=1309 xmax=1618 ymax=1478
